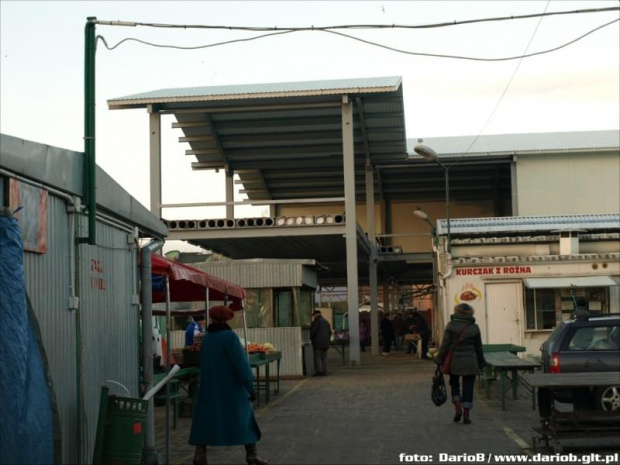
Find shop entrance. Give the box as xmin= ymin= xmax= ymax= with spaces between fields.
xmin=484 ymin=282 xmax=523 ymax=345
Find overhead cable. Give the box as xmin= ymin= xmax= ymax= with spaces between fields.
xmin=98 ymin=18 xmax=619 ymax=62
xmin=93 ymin=6 xmax=620 ymax=31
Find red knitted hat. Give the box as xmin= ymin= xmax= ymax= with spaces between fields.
xmin=209 ymin=305 xmax=235 ymax=321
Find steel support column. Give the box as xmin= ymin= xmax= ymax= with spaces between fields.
xmin=148 ymin=107 xmax=162 ymax=218
xmin=365 ymin=162 xmax=379 ymax=356
xmin=226 ymin=171 xmax=234 ymax=219
xmin=342 ymin=95 xmax=360 ymax=365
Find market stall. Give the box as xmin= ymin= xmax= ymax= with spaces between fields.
xmin=147 ymin=254 xmax=246 ymax=463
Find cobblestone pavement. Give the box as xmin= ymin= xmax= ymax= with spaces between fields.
xmin=155 ymin=350 xmax=620 ymax=464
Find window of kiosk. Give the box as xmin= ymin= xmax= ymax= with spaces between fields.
xmin=525 ymin=286 xmax=610 ymax=331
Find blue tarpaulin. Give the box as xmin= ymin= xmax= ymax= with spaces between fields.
xmin=0 ymin=212 xmax=55 ymax=465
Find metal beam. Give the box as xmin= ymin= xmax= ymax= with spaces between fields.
xmin=204 ymin=114 xmax=231 ymax=171
xmin=148 ymin=107 xmax=162 ymax=217
xmin=168 ymin=224 xmax=347 ymax=241
xmin=342 ymin=95 xmax=360 ymax=366
xmin=161 ymin=197 xmax=345 ymax=208
xmin=158 ymin=101 xmax=343 ymax=114
xmin=193 ymin=158 xmax=364 ymax=171
xmin=225 ymin=172 xmax=234 ymax=218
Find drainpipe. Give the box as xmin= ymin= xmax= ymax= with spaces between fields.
xmin=141 ymin=239 xmax=164 ymax=465
xmin=82 ymin=16 xmax=97 ymax=245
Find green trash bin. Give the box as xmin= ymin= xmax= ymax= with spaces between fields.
xmin=93 ymin=386 xmax=148 ymax=465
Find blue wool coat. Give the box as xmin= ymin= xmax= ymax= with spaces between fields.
xmin=189 ymin=325 xmax=261 ymax=447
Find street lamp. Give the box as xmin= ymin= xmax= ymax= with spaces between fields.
xmin=413 ymin=144 xmax=451 ymax=253
xmin=413 ymin=207 xmax=435 ymax=236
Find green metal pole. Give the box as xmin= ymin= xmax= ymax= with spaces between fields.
xmin=85 ymin=17 xmax=97 ymax=245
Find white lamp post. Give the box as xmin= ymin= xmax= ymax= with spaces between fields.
xmin=413 ymin=144 xmax=451 ymax=253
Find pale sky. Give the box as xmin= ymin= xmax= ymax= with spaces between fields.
xmin=1 ymin=1 xmax=619 ymax=251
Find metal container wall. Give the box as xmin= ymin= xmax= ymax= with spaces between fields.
xmin=79 ymin=216 xmax=139 ymax=464
xmin=194 ymin=260 xmax=317 ymax=289
xmin=234 ymin=327 xmax=303 ymax=378
xmin=22 ymin=193 xmax=77 ymax=464
xmin=22 ymin=192 xmax=139 ymax=464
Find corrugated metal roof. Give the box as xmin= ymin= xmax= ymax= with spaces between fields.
xmin=437 ymin=214 xmax=620 ymax=235
xmin=0 ymin=134 xmax=168 ymax=238
xmin=109 ymin=76 xmax=402 ymax=105
xmin=524 ymin=276 xmax=620 ymax=288
xmin=407 ymin=130 xmax=619 ymax=157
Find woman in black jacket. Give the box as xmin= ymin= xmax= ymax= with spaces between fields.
xmin=435 ymin=303 xmax=486 ymax=424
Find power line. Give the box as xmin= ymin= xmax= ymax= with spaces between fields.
xmin=97 ymin=29 xmax=296 ymax=51
xmin=462 ymin=0 xmax=551 ymax=156
xmin=320 ymin=18 xmax=617 ymax=62
xmin=98 ymin=18 xmax=619 ymax=62
xmin=93 ymin=6 xmax=619 ymax=31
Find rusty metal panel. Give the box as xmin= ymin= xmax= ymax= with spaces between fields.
xmin=22 ymin=193 xmax=77 ymax=464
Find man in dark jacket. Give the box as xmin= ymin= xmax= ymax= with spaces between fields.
xmin=310 ymin=310 xmax=332 ymax=376
xmin=412 ymin=312 xmax=430 ymax=359
xmin=380 ymin=314 xmax=395 ymax=355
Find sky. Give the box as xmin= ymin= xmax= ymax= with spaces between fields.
xmin=1 ymin=1 xmax=619 ymax=251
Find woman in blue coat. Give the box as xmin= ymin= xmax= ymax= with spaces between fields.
xmin=189 ymin=306 xmax=267 ymax=465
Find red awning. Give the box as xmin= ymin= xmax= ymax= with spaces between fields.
xmin=150 ymin=254 xmax=245 ymax=310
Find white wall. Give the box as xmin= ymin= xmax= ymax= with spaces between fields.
xmin=516 ymin=151 xmax=620 ymax=216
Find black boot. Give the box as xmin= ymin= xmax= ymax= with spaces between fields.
xmin=245 ymin=444 xmax=268 ymax=465
xmin=463 ymin=408 xmax=471 ymax=425
xmin=193 ymin=446 xmax=207 ymax=465
xmin=453 ymin=401 xmax=462 ymax=423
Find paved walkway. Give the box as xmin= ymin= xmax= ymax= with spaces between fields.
xmin=154 ymin=350 xmax=618 ymax=464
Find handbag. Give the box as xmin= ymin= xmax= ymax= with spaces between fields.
xmin=431 ymin=367 xmax=447 ymax=406
xmin=440 ymin=324 xmax=471 ymax=375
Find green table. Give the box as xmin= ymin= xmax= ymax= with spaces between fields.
xmin=153 ymin=366 xmax=201 ymax=428
xmin=249 ymin=352 xmax=282 ymax=406
xmin=483 ymin=344 xmax=526 ymax=355
xmin=330 ymin=339 xmax=348 ymax=366
xmin=482 ymin=351 xmax=540 ymax=411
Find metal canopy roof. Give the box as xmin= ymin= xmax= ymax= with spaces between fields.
xmin=108 ymin=77 xmax=617 ymax=287
xmin=109 ymin=76 xmax=408 ymax=201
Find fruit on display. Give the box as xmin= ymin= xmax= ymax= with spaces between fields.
xmin=247 ymin=342 xmax=277 ymax=353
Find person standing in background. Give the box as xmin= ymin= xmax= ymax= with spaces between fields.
xmin=404 ymin=311 xmax=416 ymax=355
xmin=380 ymin=313 xmax=395 ymax=356
xmin=412 ymin=312 xmax=430 ymax=359
xmin=359 ymin=319 xmax=369 ymax=352
xmin=392 ymin=313 xmax=405 ymax=351
xmin=185 ymin=316 xmax=204 ymax=347
xmin=310 ymin=310 xmax=332 ymax=376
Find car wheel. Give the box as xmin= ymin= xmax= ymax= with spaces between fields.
xmin=594 ymin=386 xmax=620 ymax=411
